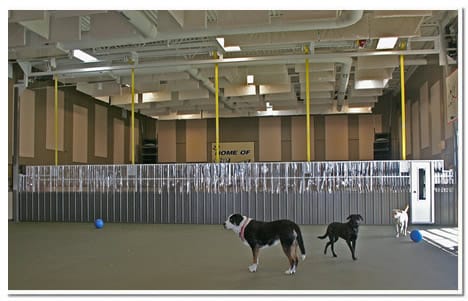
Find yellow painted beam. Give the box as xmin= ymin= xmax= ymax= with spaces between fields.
xmin=131 ymin=68 xmax=135 ymax=164
xmin=214 ymin=52 xmax=220 ymax=163
xmin=400 ymin=55 xmax=406 ymax=160
xmin=54 ymin=76 xmax=58 ymax=165
xmin=304 ymin=46 xmax=311 ymax=162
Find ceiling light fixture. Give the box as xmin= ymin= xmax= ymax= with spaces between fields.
xmin=354 ymin=79 xmax=390 ymax=90
xmin=347 ymin=106 xmax=372 ymax=114
xmin=376 ymin=37 xmax=398 ymax=49
xmin=72 ymin=49 xmax=98 ymax=63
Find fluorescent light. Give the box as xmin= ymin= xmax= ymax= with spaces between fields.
xmin=224 ymin=46 xmax=241 ymax=52
xmin=247 ymin=75 xmax=254 ymax=85
xmin=347 ymin=106 xmax=372 ymax=114
xmin=72 ymin=49 xmax=98 ymax=63
xmin=376 ymin=37 xmax=398 ymax=49
xmin=354 ymin=79 xmax=389 ymax=89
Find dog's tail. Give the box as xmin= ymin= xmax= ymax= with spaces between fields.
xmin=404 ymin=204 xmax=409 ymax=212
xmin=294 ymin=225 xmax=306 ymax=260
xmin=317 ymin=232 xmax=327 ymax=239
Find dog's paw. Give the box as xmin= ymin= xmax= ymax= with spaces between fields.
xmin=248 ymin=264 xmax=258 ymax=273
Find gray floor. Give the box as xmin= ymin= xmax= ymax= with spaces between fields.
xmin=8 ymin=222 xmax=458 ymax=292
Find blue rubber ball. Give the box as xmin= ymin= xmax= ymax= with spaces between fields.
xmin=95 ymin=218 xmax=104 ymax=229
xmin=410 ymin=229 xmax=423 ymax=242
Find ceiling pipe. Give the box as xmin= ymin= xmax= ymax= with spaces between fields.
xmin=55 ymin=11 xmax=363 ymax=51
xmin=26 ymin=47 xmax=440 ymax=78
xmin=153 ymin=10 xmax=364 ymax=40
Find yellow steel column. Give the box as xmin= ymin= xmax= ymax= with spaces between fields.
xmin=400 ymin=55 xmax=407 ymax=160
xmin=131 ymin=68 xmax=135 ymax=164
xmin=214 ymin=52 xmax=220 ymax=163
xmin=54 ymin=76 xmax=58 ymax=165
xmin=305 ymin=46 xmax=311 ymax=162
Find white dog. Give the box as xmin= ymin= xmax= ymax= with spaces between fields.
xmin=392 ymin=205 xmax=409 ymax=237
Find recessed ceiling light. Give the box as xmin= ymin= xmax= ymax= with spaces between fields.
xmin=376 ymin=37 xmax=398 ymax=49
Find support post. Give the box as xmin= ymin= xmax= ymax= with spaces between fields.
xmin=400 ymin=55 xmax=406 ymax=160
xmin=54 ymin=76 xmax=58 ymax=165
xmin=305 ymin=46 xmax=311 ymax=161
xmin=12 ymin=85 xmax=21 ymax=223
xmin=214 ymin=52 xmax=220 ymax=163
xmin=131 ymin=68 xmax=135 ymax=164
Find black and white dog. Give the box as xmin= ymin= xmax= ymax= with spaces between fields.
xmin=223 ymin=213 xmax=306 ymax=275
xmin=317 ymin=214 xmax=363 ymax=260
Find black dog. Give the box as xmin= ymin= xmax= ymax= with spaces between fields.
xmin=317 ymin=214 xmax=363 ymax=260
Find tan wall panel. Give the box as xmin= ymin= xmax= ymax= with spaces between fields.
xmin=358 ymin=115 xmax=375 ymax=160
xmin=186 ymin=119 xmax=207 ymax=162
xmin=72 ymin=105 xmax=88 ymax=163
xmin=430 ymin=81 xmax=442 ymax=155
xmin=45 ymin=87 xmax=65 ymax=151
xmin=94 ymin=104 xmax=108 ymax=158
xmin=325 ymin=115 xmax=348 ymax=160
xmin=8 ymin=79 xmax=13 ymax=164
xmin=291 ymin=116 xmax=314 ymax=161
xmin=258 ymin=117 xmax=281 ymax=162
xmin=113 ymin=118 xmax=125 ymax=164
xmin=411 ymin=101 xmax=421 ymax=159
xmin=158 ymin=120 xmax=177 ymax=162
xmin=420 ymin=82 xmax=430 ymax=148
xmin=19 ymin=89 xmax=35 ymax=158
xmin=405 ymin=100 xmax=412 ymax=157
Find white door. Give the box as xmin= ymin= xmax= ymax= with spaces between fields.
xmin=410 ymin=161 xmax=434 ymax=224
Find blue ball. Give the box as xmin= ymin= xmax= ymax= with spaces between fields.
xmin=94 ymin=218 xmax=104 ymax=229
xmin=410 ymin=229 xmax=423 ymax=242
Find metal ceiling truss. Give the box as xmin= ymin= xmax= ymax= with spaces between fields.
xmin=9 ymin=10 xmax=457 ymax=119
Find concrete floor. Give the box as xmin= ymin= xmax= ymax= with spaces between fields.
xmin=8 ymin=222 xmax=458 ymax=292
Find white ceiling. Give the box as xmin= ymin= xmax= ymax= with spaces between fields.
xmin=8 ymin=10 xmax=458 ymax=119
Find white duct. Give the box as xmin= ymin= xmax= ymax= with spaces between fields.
xmin=335 ymin=58 xmax=352 ymax=111
xmin=154 ymin=10 xmax=363 ymax=40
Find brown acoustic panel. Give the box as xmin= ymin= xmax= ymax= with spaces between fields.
xmin=186 ymin=119 xmax=207 ymax=163
xmin=259 ymin=117 xmax=281 ymax=162
xmin=325 ymin=115 xmax=348 ymax=161
xmin=158 ymin=120 xmax=177 ymax=162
